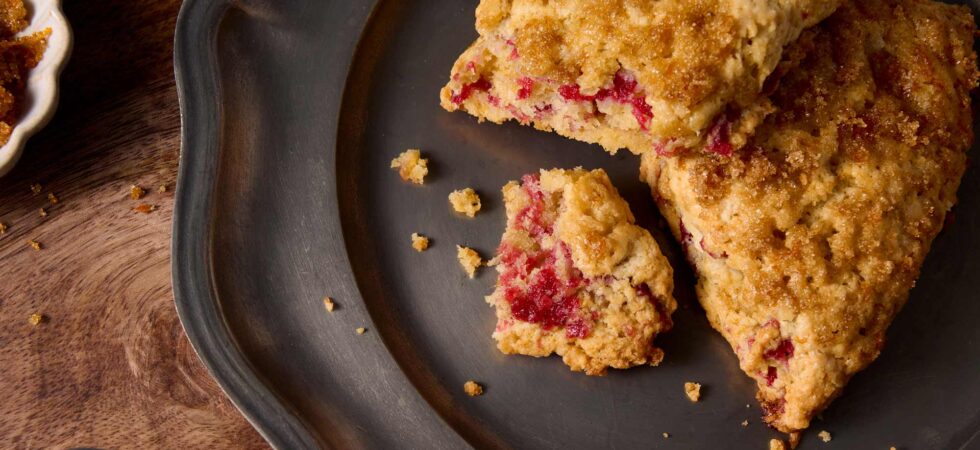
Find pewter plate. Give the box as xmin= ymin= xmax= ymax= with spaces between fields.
xmin=173 ymin=1 xmax=980 ymax=448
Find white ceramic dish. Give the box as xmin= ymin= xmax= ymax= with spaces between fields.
xmin=0 ymin=0 xmax=71 ymax=177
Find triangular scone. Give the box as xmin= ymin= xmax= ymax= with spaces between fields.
xmin=441 ymin=0 xmax=841 ymax=156
xmin=641 ymin=0 xmax=978 ymax=432
xmin=487 ymin=168 xmax=676 ymax=375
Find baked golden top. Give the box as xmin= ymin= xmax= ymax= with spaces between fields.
xmin=642 ymin=0 xmax=977 ymax=432
xmin=471 ymin=0 xmax=840 ymax=148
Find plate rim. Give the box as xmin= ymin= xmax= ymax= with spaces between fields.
xmin=172 ymin=1 xmax=323 ymax=448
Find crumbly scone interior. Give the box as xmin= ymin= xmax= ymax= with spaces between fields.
xmin=487 ymin=168 xmax=676 ymax=375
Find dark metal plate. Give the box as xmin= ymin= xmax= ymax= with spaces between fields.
xmin=173 ymin=1 xmax=980 ymax=448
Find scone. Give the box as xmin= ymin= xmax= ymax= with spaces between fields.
xmin=487 ymin=168 xmax=676 ymax=375
xmin=641 ymin=0 xmax=978 ymax=432
xmin=441 ymin=0 xmax=841 ymax=156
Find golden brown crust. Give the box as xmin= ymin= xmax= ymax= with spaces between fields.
xmin=487 ymin=168 xmax=675 ymax=375
xmin=443 ymin=0 xmax=840 ymax=154
xmin=641 ymin=0 xmax=977 ymax=432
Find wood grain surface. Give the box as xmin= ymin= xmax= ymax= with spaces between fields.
xmin=0 ymin=1 xmax=266 ymax=448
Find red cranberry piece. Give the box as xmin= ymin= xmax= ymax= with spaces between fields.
xmin=451 ymin=78 xmax=493 ymax=105
xmin=506 ymin=39 xmax=519 ymax=60
xmin=565 ymin=318 xmax=590 ymax=339
xmin=706 ymin=114 xmax=734 ymax=156
xmin=764 ymin=339 xmax=795 ymax=363
xmin=517 ymin=76 xmax=535 ymax=99
xmin=765 ymin=366 xmax=778 ymax=386
xmin=515 ymin=174 xmax=553 ymax=237
xmin=558 ymin=83 xmax=596 ymax=102
xmin=630 ymin=96 xmax=653 ymax=130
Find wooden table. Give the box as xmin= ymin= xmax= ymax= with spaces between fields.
xmin=0 ymin=1 xmax=266 ymax=448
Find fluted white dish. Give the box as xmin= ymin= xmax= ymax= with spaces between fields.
xmin=0 ymin=0 xmax=72 ymax=177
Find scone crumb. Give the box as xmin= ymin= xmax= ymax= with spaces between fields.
xmin=788 ymin=432 xmax=801 ymax=449
xmin=741 ymin=420 xmax=749 ymax=427
xmin=390 ymin=149 xmax=428 ymax=184
xmin=456 ymin=245 xmax=482 ymax=278
xmin=28 ymin=239 xmax=41 ymax=251
xmin=464 ymin=380 xmax=483 ymax=396
xmin=130 ymin=185 xmax=145 ymax=200
xmin=449 ymin=188 xmax=481 ymax=217
xmin=889 ymin=447 xmax=897 ymax=450
xmin=684 ymin=382 xmax=701 ymax=402
xmin=47 ymin=192 xmax=58 ymax=204
xmin=133 ymin=203 xmax=156 ymax=214
xmin=323 ymin=297 xmax=336 ymax=312
xmin=411 ymin=233 xmax=429 ymax=252
xmin=818 ymin=431 xmax=831 ymax=443
xmin=662 ymin=433 xmax=669 ymax=439
xmin=28 ymin=313 xmax=46 ymax=326
xmin=38 ymin=208 xmax=46 ymax=218
xmin=158 ymin=185 xmax=167 ymax=193
xmin=356 ymin=327 xmax=366 ymax=335
xmin=0 ymin=222 xmax=6 ymax=234
xmin=769 ymin=439 xmax=787 ymax=450
xmin=30 ymin=183 xmax=41 ymax=195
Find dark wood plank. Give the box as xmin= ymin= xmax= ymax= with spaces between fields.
xmin=0 ymin=1 xmax=267 ymax=448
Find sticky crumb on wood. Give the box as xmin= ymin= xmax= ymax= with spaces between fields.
xmin=411 ymin=233 xmax=429 ymax=252
xmin=769 ymin=438 xmax=787 ymax=450
xmin=30 ymin=183 xmax=42 ymax=195
xmin=390 ymin=149 xmax=428 ymax=185
xmin=456 ymin=245 xmax=483 ymax=278
xmin=158 ymin=185 xmax=167 ymax=193
xmin=323 ymin=297 xmax=336 ymax=312
xmin=27 ymin=239 xmax=41 ymax=251
xmin=47 ymin=192 xmax=58 ymax=204
xmin=788 ymin=432 xmax=801 ymax=449
xmin=684 ymin=382 xmax=701 ymax=402
xmin=449 ymin=188 xmax=482 ymax=217
xmin=28 ymin=313 xmax=46 ymax=326
xmin=130 ymin=185 xmax=146 ymax=200
xmin=464 ymin=380 xmax=483 ymax=397
xmin=356 ymin=327 xmax=366 ymax=335
xmin=39 ymin=208 xmax=47 ymax=218
xmin=741 ymin=420 xmax=749 ymax=427
xmin=662 ymin=433 xmax=669 ymax=439
xmin=0 ymin=222 xmax=7 ymax=235
xmin=133 ymin=203 xmax=156 ymax=214
xmin=817 ymin=431 xmax=831 ymax=443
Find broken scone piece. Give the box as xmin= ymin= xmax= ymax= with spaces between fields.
xmin=441 ymin=0 xmax=841 ymax=156
xmin=449 ymin=188 xmax=482 ymax=217
xmin=411 ymin=233 xmax=429 ymax=252
xmin=684 ymin=382 xmax=701 ymax=402
xmin=457 ymin=245 xmax=483 ymax=278
xmin=486 ymin=168 xmax=676 ymax=375
xmin=464 ymin=380 xmax=484 ymax=397
xmin=641 ymin=0 xmax=978 ymax=433
xmin=390 ymin=149 xmax=428 ymax=184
